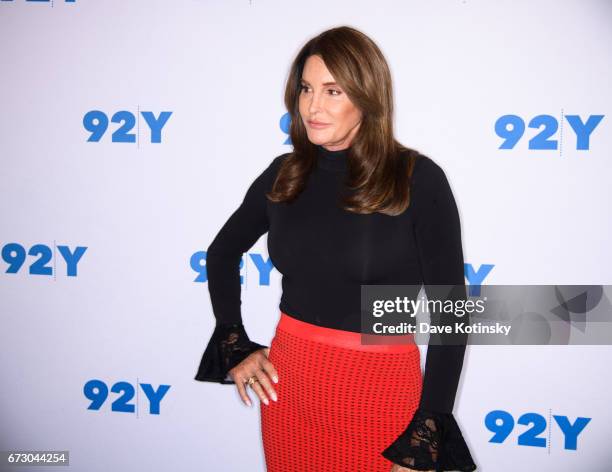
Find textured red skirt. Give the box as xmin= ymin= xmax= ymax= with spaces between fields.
xmin=261 ymin=311 xmax=423 ymax=472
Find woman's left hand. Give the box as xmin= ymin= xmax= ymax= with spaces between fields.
xmin=390 ymin=464 xmax=434 ymax=472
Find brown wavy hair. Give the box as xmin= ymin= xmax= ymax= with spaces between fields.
xmin=266 ymin=25 xmax=420 ymax=216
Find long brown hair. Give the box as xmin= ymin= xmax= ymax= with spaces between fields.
xmin=267 ymin=26 xmax=419 ymax=216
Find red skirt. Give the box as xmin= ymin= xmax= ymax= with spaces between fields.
xmin=261 ymin=311 xmax=423 ymax=471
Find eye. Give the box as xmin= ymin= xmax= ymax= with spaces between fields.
xmin=299 ymin=84 xmax=310 ymax=93
xmin=328 ymin=89 xmax=341 ymax=96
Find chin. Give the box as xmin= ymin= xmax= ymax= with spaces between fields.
xmin=306 ymin=130 xmax=334 ymax=145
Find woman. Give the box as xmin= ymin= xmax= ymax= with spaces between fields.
xmin=195 ymin=26 xmax=477 ymax=472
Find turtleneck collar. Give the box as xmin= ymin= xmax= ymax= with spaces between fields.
xmin=315 ymin=144 xmax=349 ymax=172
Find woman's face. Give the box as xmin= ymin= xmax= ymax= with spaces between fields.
xmin=298 ymin=54 xmax=362 ymax=151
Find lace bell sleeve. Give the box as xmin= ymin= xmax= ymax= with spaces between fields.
xmin=381 ymin=155 xmax=477 ymax=471
xmin=194 ymin=156 xmax=283 ymax=384
xmin=195 ymin=323 xmax=268 ymax=384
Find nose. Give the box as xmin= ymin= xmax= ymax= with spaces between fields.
xmin=307 ymin=90 xmax=323 ymax=115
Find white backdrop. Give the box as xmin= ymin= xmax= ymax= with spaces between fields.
xmin=1 ymin=1 xmax=611 ymax=471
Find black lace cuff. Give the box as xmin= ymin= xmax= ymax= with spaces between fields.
xmin=194 ymin=323 xmax=267 ymax=384
xmin=381 ymin=408 xmax=477 ymax=471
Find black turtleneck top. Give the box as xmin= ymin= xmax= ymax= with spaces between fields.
xmin=195 ymin=144 xmax=476 ymax=471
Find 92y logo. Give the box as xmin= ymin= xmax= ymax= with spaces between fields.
xmin=84 ymin=379 xmax=171 ymax=415
xmin=495 ymin=113 xmax=604 ymax=152
xmin=83 ymin=110 xmax=172 ymax=144
xmin=486 ymin=409 xmax=591 ymax=451
xmin=192 ymin=250 xmax=274 ymax=286
xmin=2 ymin=242 xmax=86 ymax=277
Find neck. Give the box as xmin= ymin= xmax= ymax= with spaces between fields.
xmin=315 ymin=143 xmax=349 ymax=172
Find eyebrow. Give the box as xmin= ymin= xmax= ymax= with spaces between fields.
xmin=300 ymin=79 xmax=338 ymax=86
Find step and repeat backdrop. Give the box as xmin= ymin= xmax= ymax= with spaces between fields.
xmin=1 ymin=1 xmax=610 ymax=471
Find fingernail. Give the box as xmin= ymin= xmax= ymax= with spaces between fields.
xmin=263 ymin=398 xmax=269 ymax=405
xmin=272 ymin=393 xmax=278 ymax=402
xmin=246 ymin=399 xmax=252 ymax=407
xmin=272 ymin=376 xmax=278 ymax=383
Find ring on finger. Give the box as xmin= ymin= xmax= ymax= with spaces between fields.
xmin=246 ymin=376 xmax=259 ymax=386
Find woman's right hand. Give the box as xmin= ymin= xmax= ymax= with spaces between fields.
xmin=228 ymin=347 xmax=279 ymax=407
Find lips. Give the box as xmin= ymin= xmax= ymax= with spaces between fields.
xmin=308 ymin=120 xmax=330 ymax=128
